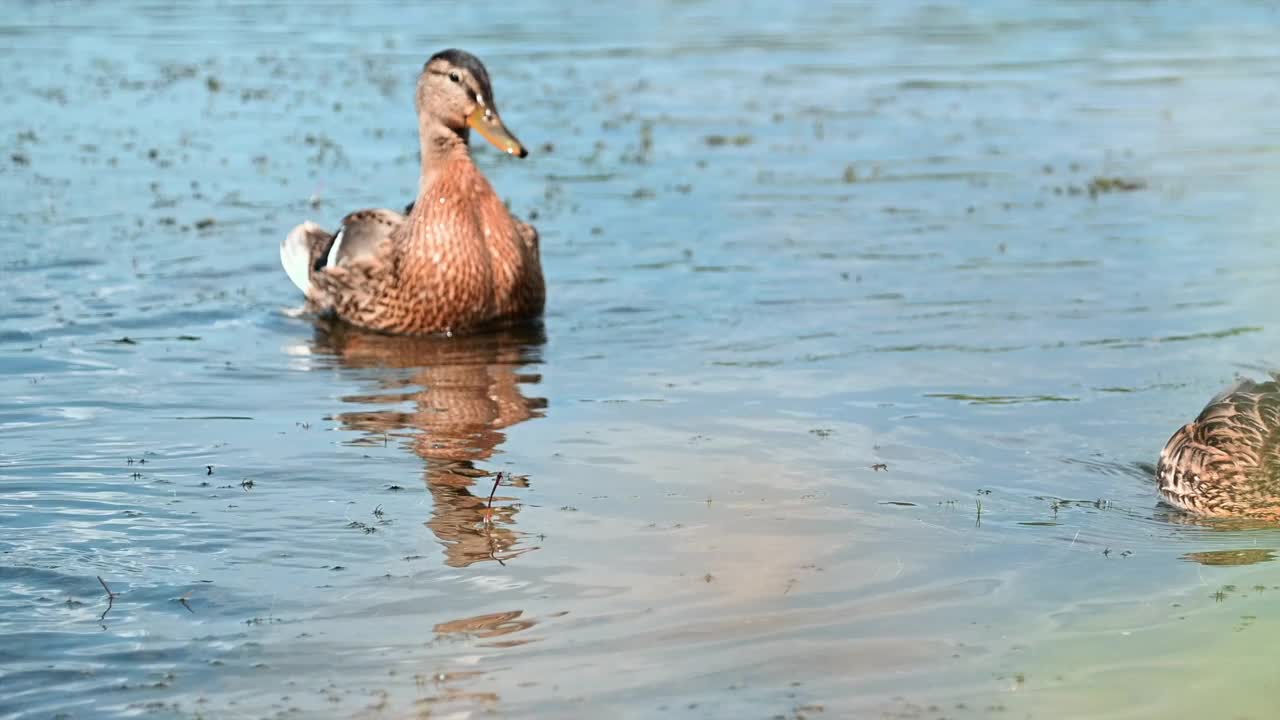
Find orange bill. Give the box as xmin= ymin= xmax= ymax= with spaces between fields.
xmin=467 ymin=105 xmax=528 ymax=158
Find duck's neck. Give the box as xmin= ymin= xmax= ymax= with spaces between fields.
xmin=416 ymin=119 xmax=472 ymax=196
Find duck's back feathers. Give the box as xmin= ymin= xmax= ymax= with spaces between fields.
xmin=280 ymin=209 xmax=404 ymax=297
xmin=1158 ymin=377 xmax=1280 ymax=518
xmin=325 ymin=209 xmax=404 ymax=270
xmin=515 ymin=218 xmax=539 ymax=253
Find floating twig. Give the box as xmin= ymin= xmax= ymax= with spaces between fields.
xmin=488 ymin=533 xmax=507 ymax=567
xmin=486 ymin=472 xmax=503 ymax=509
xmin=481 ymin=473 xmax=504 ymax=530
xmin=481 ymin=473 xmax=507 ymax=564
xmin=97 ymin=576 xmax=117 ymax=626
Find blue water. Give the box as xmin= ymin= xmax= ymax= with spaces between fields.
xmin=5 ymin=2 xmax=1280 ymax=718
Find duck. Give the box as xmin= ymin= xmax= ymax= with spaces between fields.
xmin=1157 ymin=375 xmax=1280 ymax=519
xmin=280 ymin=49 xmax=544 ymax=335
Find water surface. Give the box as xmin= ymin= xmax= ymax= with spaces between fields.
xmin=5 ymin=2 xmax=1280 ymax=718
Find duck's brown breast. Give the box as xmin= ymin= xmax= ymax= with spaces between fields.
xmin=315 ymin=156 xmax=543 ymax=335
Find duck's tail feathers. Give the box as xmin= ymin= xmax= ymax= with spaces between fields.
xmin=281 ymin=221 xmax=329 ymax=294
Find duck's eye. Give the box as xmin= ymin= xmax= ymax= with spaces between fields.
xmin=448 ymin=72 xmax=460 ymax=84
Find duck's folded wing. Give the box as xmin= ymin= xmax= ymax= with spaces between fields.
xmin=281 ymin=209 xmax=405 ymax=296
xmin=324 ymin=209 xmax=405 ymax=269
xmin=515 ymin=218 xmax=538 ymax=252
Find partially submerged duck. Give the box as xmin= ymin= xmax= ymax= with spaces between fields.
xmin=281 ymin=49 xmax=543 ymax=335
xmin=1158 ymin=375 xmax=1280 ymax=519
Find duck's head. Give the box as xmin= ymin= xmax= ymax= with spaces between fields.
xmin=418 ymin=48 xmax=527 ymax=158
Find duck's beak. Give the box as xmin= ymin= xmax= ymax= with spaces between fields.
xmin=467 ymin=104 xmax=528 ymax=158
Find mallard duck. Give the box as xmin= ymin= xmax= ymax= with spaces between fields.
xmin=1158 ymin=375 xmax=1280 ymax=518
xmin=280 ymin=49 xmax=544 ymax=335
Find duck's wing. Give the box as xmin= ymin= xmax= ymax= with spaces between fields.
xmin=515 ymin=217 xmax=539 ymax=252
xmin=280 ymin=209 xmax=404 ymax=295
xmin=323 ymin=209 xmax=404 ymax=270
xmin=1158 ymin=379 xmax=1280 ymax=515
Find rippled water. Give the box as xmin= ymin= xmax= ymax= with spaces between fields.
xmin=6 ymin=2 xmax=1280 ymax=718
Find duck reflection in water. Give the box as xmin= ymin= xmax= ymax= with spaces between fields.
xmin=1147 ymin=503 xmax=1279 ymax=567
xmin=311 ymin=320 xmax=547 ymax=567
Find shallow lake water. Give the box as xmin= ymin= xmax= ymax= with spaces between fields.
xmin=5 ymin=1 xmax=1280 ymax=718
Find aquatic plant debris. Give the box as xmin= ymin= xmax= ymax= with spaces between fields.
xmin=1086 ymin=176 xmax=1146 ymax=197
xmin=96 ymin=576 xmax=117 ymax=626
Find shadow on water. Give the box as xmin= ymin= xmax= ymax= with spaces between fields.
xmin=311 ymin=320 xmax=548 ymax=568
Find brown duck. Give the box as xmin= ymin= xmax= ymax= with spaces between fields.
xmin=1158 ymin=375 xmax=1280 ymax=519
xmin=280 ymin=49 xmax=544 ymax=335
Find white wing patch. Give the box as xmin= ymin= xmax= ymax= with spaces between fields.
xmin=326 ymin=225 xmax=346 ymax=269
xmin=280 ymin=221 xmax=325 ymax=294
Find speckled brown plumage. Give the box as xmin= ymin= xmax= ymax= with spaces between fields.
xmin=281 ymin=49 xmax=543 ymax=335
xmin=1157 ymin=376 xmax=1280 ymax=519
